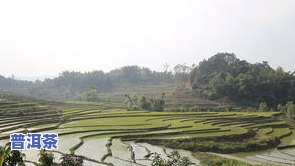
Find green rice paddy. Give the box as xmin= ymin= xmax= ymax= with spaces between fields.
xmin=1 ymin=99 xmax=295 ymax=166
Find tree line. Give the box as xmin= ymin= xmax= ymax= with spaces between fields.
xmin=189 ymin=53 xmax=295 ymax=106
xmin=0 ymin=66 xmax=176 ymax=100
xmin=1 ymin=53 xmax=294 ymax=107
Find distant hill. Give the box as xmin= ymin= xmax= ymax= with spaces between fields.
xmin=0 ymin=75 xmax=33 ymax=94
xmin=0 ymin=65 xmax=176 ymax=100
xmin=188 ymin=53 xmax=295 ymax=106
xmin=1 ymin=53 xmax=294 ymax=108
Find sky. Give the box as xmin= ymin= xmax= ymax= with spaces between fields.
xmin=0 ymin=0 xmax=295 ymax=80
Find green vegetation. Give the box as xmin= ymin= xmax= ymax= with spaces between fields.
xmin=0 ymin=54 xmax=294 ymax=165
xmin=60 ymin=154 xmax=84 ymax=166
xmin=278 ymin=101 xmax=295 ymax=125
xmin=0 ymin=144 xmax=25 ymax=166
xmin=0 ymin=53 xmax=294 ymax=108
xmin=0 ymin=146 xmax=85 ymax=166
xmin=1 ymin=94 xmax=294 ymax=165
xmin=0 ymin=66 xmax=175 ymax=101
xmin=38 ymin=150 xmax=55 ymax=166
xmin=148 ymin=151 xmax=193 ymax=166
xmin=80 ymin=87 xmax=98 ymax=102
xmin=189 ymin=53 xmax=295 ymax=106
xmin=125 ymin=94 xmax=166 ymax=111
xmin=197 ymin=153 xmax=252 ymax=166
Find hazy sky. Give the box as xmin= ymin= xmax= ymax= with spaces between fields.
xmin=1 ymin=0 xmax=295 ymax=79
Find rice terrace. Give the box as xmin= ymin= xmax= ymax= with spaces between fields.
xmin=2 ymin=0 xmax=295 ymax=165
xmin=0 ymin=54 xmax=295 ymax=166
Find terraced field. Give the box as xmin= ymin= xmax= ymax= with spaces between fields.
xmin=1 ymin=96 xmax=295 ymax=166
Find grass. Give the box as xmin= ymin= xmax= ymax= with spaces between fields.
xmin=63 ymin=116 xmax=162 ymax=127
xmin=281 ymin=129 xmax=295 ymax=144
xmin=269 ymin=128 xmax=291 ymax=138
xmin=56 ymin=108 xmax=288 ymax=145
xmin=43 ymin=104 xmax=291 ymax=159
xmin=196 ymin=152 xmax=253 ymax=166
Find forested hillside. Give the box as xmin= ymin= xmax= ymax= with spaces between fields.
xmin=0 ymin=66 xmax=175 ymax=100
xmin=189 ymin=53 xmax=295 ymax=106
xmin=0 ymin=75 xmax=33 ymax=93
xmin=1 ymin=53 xmax=294 ymax=107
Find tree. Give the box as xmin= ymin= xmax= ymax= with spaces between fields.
xmin=81 ymin=87 xmax=97 ymax=102
xmin=224 ymin=73 xmax=237 ymax=96
xmin=257 ymin=102 xmax=269 ymax=112
xmin=0 ymin=65 xmax=176 ymax=100
xmin=0 ymin=144 xmax=10 ymax=166
xmin=163 ymin=63 xmax=170 ymax=74
xmin=125 ymin=94 xmax=166 ymax=112
xmin=285 ymin=102 xmax=295 ymax=118
xmin=38 ymin=149 xmax=55 ymax=166
xmin=209 ymin=73 xmax=226 ymax=96
xmin=4 ymin=150 xmax=25 ymax=166
xmin=124 ymin=94 xmax=139 ymax=110
xmin=278 ymin=102 xmax=295 ymax=124
xmin=189 ymin=53 xmax=295 ymax=106
xmin=174 ymin=64 xmax=192 ymax=83
xmin=0 ymin=144 xmax=25 ymax=166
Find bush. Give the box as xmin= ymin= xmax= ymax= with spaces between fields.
xmin=38 ymin=149 xmax=55 ymax=166
xmin=278 ymin=101 xmax=295 ymax=124
xmin=60 ymin=154 xmax=83 ymax=166
xmin=125 ymin=94 xmax=166 ymax=111
xmin=147 ymin=151 xmax=193 ymax=166
xmin=0 ymin=144 xmax=25 ymax=166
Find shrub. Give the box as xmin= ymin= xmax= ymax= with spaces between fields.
xmin=148 ymin=151 xmax=193 ymax=166
xmin=60 ymin=154 xmax=83 ymax=166
xmin=38 ymin=149 xmax=55 ymax=166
